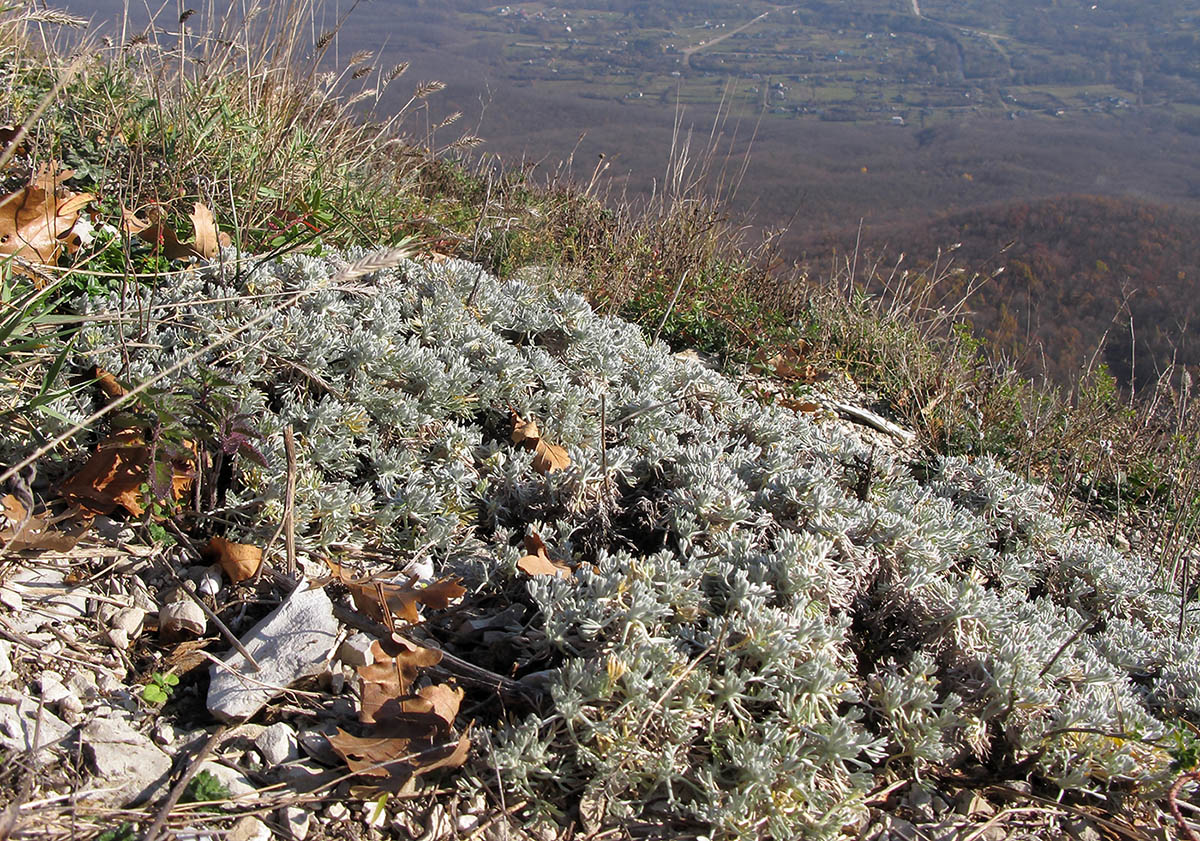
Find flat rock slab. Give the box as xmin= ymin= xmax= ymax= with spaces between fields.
xmin=207 ymin=584 xmax=338 ymax=722
xmin=81 ymin=716 xmax=173 ymax=805
xmin=0 ymin=697 xmax=73 ymax=754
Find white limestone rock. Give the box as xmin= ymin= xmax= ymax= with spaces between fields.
xmin=206 ymin=584 xmax=338 ymax=722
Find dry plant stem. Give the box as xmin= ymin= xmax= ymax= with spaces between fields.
xmin=141 ymin=724 xmax=230 ymax=841
xmin=984 ymin=785 xmax=1146 ymax=841
xmin=463 ymin=798 xmax=529 ymax=841
xmin=652 ymin=269 xmax=688 ymax=347
xmin=1171 ymin=771 xmax=1200 ymax=841
xmin=284 ymin=424 xmax=297 ymax=578
xmin=599 ymin=393 xmax=612 ymax=512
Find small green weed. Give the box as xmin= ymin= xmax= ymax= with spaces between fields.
xmin=140 ymin=672 xmax=179 ymax=705
xmin=95 ymin=823 xmax=137 ymax=841
xmin=182 ymin=769 xmax=231 ymax=806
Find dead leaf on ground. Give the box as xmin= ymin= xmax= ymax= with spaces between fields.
xmin=90 ymin=366 xmax=128 ymax=400
xmin=510 ymin=412 xmax=571 ymax=474
xmin=203 ymin=535 xmax=263 ymax=583
xmin=1 ymin=494 xmax=23 ymax=523
xmin=517 ymin=530 xmax=572 ymax=578
xmin=59 ymin=427 xmax=195 ymax=517
xmin=122 ymin=201 xmax=227 ymax=261
xmin=778 ymin=396 xmax=821 ymax=414
xmin=331 ymin=631 xmax=469 ymax=792
xmin=358 ymin=638 xmax=443 ymax=724
xmin=0 ymin=165 xmax=94 ymax=277
xmin=327 ymin=729 xmax=469 ymax=789
xmin=402 ymin=684 xmax=464 ymax=729
xmin=0 ymin=493 xmax=87 ymax=551
xmin=189 ymin=202 xmax=222 ymax=259
xmin=0 ymin=126 xmax=27 ymax=160
xmin=511 ymin=414 xmax=541 ymax=447
xmin=755 ymin=342 xmax=831 ymax=384
xmin=321 ymin=559 xmax=465 ymax=626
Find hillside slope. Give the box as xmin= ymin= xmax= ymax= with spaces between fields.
xmin=803 ymin=195 xmax=1200 ymax=387
xmin=4 ymin=251 xmax=1198 ymax=839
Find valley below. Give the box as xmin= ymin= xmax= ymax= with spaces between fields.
xmin=64 ymin=0 xmax=1200 ymax=384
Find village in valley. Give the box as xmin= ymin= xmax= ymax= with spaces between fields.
xmin=448 ymin=0 xmax=1198 ymax=131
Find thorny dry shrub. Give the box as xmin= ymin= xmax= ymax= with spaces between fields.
xmin=6 ymin=251 xmax=1198 ymax=838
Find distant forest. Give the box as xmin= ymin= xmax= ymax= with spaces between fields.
xmin=804 ymin=196 xmax=1200 ymax=389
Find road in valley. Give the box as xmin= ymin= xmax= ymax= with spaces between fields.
xmin=681 ymin=10 xmax=773 ymax=69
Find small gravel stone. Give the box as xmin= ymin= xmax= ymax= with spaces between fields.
xmin=0 ymin=585 xmax=23 ymax=612
xmin=361 ymin=800 xmax=388 ymax=830
xmin=197 ymin=564 xmax=223 ymax=598
xmin=1066 ymin=819 xmax=1103 ymax=841
xmin=326 ymin=802 xmax=349 ymax=821
xmin=152 ymin=720 xmax=181 ymax=746
xmin=228 ymin=816 xmax=271 ymax=841
xmin=130 ymin=576 xmax=157 ymax=612
xmin=81 ymin=716 xmax=173 ymax=805
xmin=338 ymin=633 xmax=375 ymax=668
xmin=37 ymin=671 xmax=70 ymax=705
xmin=67 ymin=671 xmax=99 ymax=701
xmin=95 ymin=670 xmax=124 ymax=695
xmin=194 ymin=760 xmax=256 ymax=799
xmin=297 ymin=725 xmax=342 ymax=766
xmin=159 ymin=598 xmax=207 ymax=640
xmin=96 ymin=603 xmax=120 ymax=626
xmin=0 ymin=697 xmax=73 ymax=753
xmin=254 ymin=722 xmax=299 ymax=765
xmin=57 ymin=692 xmax=84 ymax=722
xmin=93 ymin=515 xmax=136 ymax=544
xmin=106 ymin=628 xmax=130 ymax=650
xmin=111 ymin=607 xmax=146 ymax=637
xmin=457 ymin=814 xmax=481 ymax=832
xmin=280 ymin=806 xmax=311 ymax=841
xmin=888 ymin=817 xmax=919 ymax=841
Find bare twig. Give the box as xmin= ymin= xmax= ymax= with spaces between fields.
xmin=652 ymin=269 xmax=689 ymax=346
xmin=599 ymin=393 xmax=613 ymax=512
xmin=159 ymin=527 xmax=261 ymax=672
xmin=283 ymin=425 xmax=297 ymax=578
xmin=1171 ymin=771 xmax=1200 ymax=841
